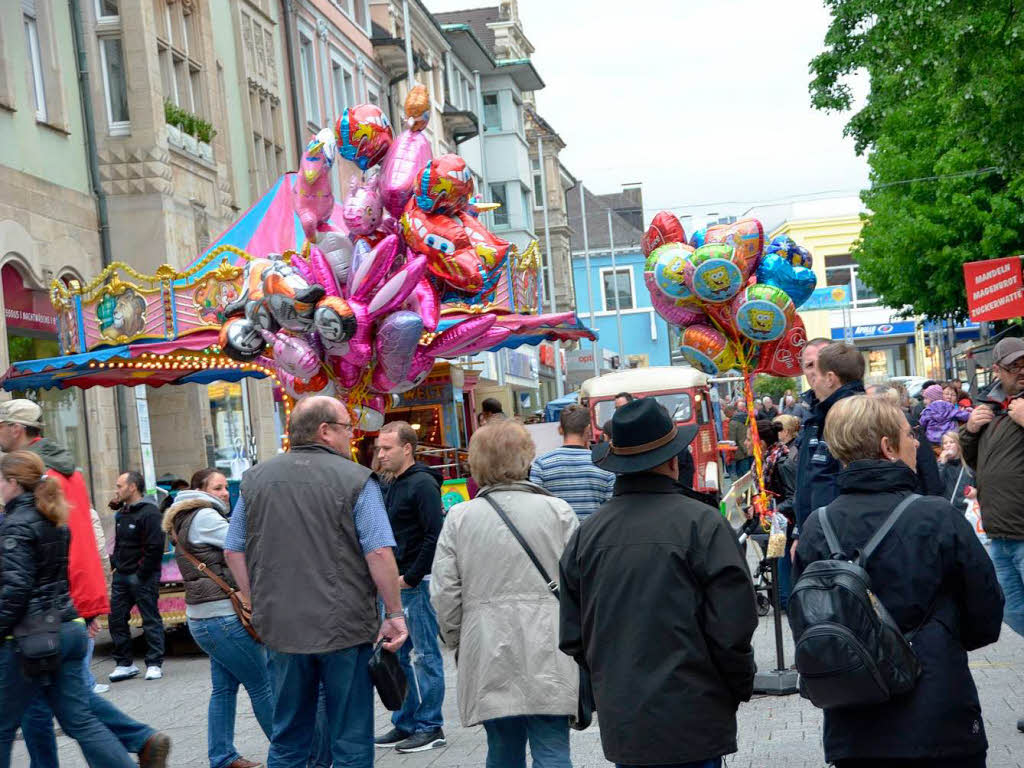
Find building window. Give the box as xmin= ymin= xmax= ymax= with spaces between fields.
xmin=156 ymin=0 xmax=205 ymax=117
xmin=825 ymin=261 xmax=879 ymax=307
xmin=366 ymin=84 xmax=380 ymax=106
xmin=483 ymin=93 xmax=500 ymax=131
xmin=601 ymin=267 xmax=634 ymax=311
xmin=490 ymin=183 xmax=508 ymax=228
xmin=249 ymin=86 xmax=285 ymax=192
xmin=96 ymin=0 xmax=119 ymax=21
xmin=99 ymin=37 xmax=130 ymax=132
xmin=330 ymin=54 xmax=355 ymax=116
xmin=512 ymin=95 xmax=522 ymax=135
xmin=531 ymin=156 xmax=543 ymax=209
xmin=520 ymin=184 xmax=533 ymax=231
xmin=298 ymin=29 xmax=319 ymax=126
xmin=23 ymin=2 xmax=46 ymax=122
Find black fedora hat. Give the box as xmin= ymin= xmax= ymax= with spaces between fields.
xmin=591 ymin=398 xmax=698 ymax=474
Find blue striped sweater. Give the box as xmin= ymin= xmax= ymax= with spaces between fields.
xmin=529 ymin=445 xmax=616 ymax=520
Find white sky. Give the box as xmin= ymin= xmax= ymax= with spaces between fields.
xmin=426 ymin=0 xmax=869 ymax=225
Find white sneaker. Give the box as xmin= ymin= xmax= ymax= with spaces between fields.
xmin=109 ymin=665 xmax=139 ymax=682
xmin=92 ymin=683 xmax=110 ymax=694
xmin=144 ymin=665 xmax=163 ymax=680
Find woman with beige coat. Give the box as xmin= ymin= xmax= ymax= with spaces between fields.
xmin=430 ymin=418 xmax=579 ymax=768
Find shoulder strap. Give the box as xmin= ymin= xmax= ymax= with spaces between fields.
xmin=949 ymin=464 xmax=966 ymax=505
xmin=170 ymin=532 xmax=239 ymax=599
xmin=857 ymin=493 xmax=920 ymax=566
xmin=480 ymin=493 xmax=559 ymax=598
xmin=816 ymin=506 xmax=843 ymax=558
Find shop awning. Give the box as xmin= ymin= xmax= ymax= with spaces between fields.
xmin=543 ymin=391 xmax=579 ymax=422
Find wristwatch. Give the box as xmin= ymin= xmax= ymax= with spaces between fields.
xmin=384 ymin=611 xmax=405 ymax=620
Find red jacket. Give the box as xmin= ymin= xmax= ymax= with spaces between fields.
xmin=27 ymin=438 xmax=110 ymax=619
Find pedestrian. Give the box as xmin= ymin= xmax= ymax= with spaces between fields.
xmin=773 ymin=414 xmax=800 ymax=447
xmin=163 ymin=468 xmax=271 ymax=768
xmin=919 ymin=383 xmax=970 ymax=451
xmin=756 ymin=395 xmax=779 ymax=421
xmin=431 ymin=418 xmax=580 ymax=768
xmin=792 ymin=342 xmax=865 ymax=546
xmin=223 ymin=395 xmax=407 ymax=768
xmin=0 ymin=451 xmax=139 ymax=768
xmin=909 ymin=379 xmax=937 ymax=427
xmin=867 ymin=385 xmax=944 ymax=496
xmin=746 ymin=418 xmax=796 ymax=610
xmin=960 ymin=337 xmax=1024 ymax=655
xmin=728 ymin=399 xmax=752 ymax=477
xmin=952 ymin=380 xmax=974 ymax=408
xmin=480 ymin=397 xmax=506 ymax=423
xmin=529 ymin=404 xmax=615 ymax=521
xmin=937 ymin=431 xmax=975 ymax=511
xmin=373 ymin=421 xmax=447 ymax=753
xmin=780 ymin=394 xmax=797 ymax=417
xmin=108 ymin=470 xmax=166 ymax=682
xmin=560 ymin=399 xmax=758 ymax=768
xmin=793 ymin=395 xmax=1003 ymax=767
xmin=613 ymin=391 xmax=634 ymax=410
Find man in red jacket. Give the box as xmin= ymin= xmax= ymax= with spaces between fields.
xmin=0 ymin=399 xmax=171 ymax=767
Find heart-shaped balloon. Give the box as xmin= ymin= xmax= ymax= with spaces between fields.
xmin=679 ymin=324 xmax=736 ymax=375
xmin=648 ymin=242 xmax=695 ymax=301
xmin=731 ymin=283 xmax=795 ymax=343
xmin=642 ymin=211 xmax=686 ymax=257
xmin=686 ymin=243 xmax=746 ymax=303
xmin=756 ymin=253 xmax=817 ymax=308
xmin=644 ymin=272 xmax=705 ymax=327
xmin=756 ymin=314 xmax=807 ymax=377
xmin=705 ymin=218 xmax=764 ymax=273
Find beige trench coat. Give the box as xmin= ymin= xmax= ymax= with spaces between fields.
xmin=429 ymin=482 xmax=580 ymax=727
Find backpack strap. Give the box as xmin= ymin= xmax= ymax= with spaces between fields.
xmin=816 ymin=506 xmax=844 ymax=559
xmin=856 ymin=493 xmax=920 ymax=566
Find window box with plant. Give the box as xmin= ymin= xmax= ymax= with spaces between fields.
xmin=164 ymin=100 xmax=216 ymax=162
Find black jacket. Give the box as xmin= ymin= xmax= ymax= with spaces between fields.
xmin=914 ymin=424 xmax=944 ymax=496
xmin=112 ymin=499 xmax=164 ymax=580
xmin=794 ymin=461 xmax=1003 ymax=763
xmin=793 ymin=380 xmax=865 ymax=533
xmin=385 ymin=462 xmax=443 ymax=587
xmin=939 ymin=457 xmax=974 ymax=511
xmin=559 ymin=472 xmax=758 ymax=765
xmin=0 ymin=492 xmax=78 ymax=639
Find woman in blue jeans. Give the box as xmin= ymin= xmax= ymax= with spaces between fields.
xmin=164 ymin=469 xmax=273 ymax=768
xmin=0 ymin=450 xmax=136 ymax=768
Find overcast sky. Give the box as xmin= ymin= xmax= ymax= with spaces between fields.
xmin=426 ymin=0 xmax=869 ymax=226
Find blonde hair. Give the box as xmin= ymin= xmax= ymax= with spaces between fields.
xmin=823 ymin=395 xmax=906 ymax=466
xmin=468 ymin=418 xmax=534 ymax=487
xmin=773 ymin=414 xmax=800 ymax=438
xmin=1 ymin=451 xmax=67 ymax=525
xmin=941 ymin=430 xmax=962 ymax=449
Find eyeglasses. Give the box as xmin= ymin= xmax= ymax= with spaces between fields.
xmin=998 ymin=359 xmax=1024 ymax=374
xmin=325 ymin=420 xmax=354 ymax=432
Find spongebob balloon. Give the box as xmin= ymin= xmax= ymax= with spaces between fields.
xmin=686 ymin=243 xmax=747 ymax=303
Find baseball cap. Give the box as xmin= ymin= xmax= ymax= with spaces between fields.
xmin=0 ymin=399 xmax=43 ymax=428
xmin=993 ymin=337 xmax=1024 ymax=367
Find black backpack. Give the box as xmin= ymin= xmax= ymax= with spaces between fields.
xmin=788 ymin=494 xmax=923 ymax=710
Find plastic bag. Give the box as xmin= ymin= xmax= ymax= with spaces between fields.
xmin=765 ymin=511 xmax=789 ymax=559
xmin=964 ymin=500 xmax=988 ymax=547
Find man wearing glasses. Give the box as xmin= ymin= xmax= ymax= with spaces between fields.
xmin=961 ymin=336 xmax=1024 ymax=733
xmin=224 ymin=396 xmax=407 ymax=766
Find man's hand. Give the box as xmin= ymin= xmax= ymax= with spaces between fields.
xmin=790 ymin=539 xmax=798 ymax=564
xmin=966 ymin=404 xmax=995 ymax=434
xmin=87 ymin=618 xmax=101 ymax=639
xmin=1008 ymin=398 xmax=1024 ymax=429
xmin=398 ymin=575 xmax=410 ymax=590
xmin=378 ymin=615 xmax=408 ymax=652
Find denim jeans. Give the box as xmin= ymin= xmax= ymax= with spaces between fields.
xmin=615 ymin=760 xmax=721 ymax=768
xmin=776 ymin=546 xmax=792 ymax=611
xmin=308 ymin=684 xmax=331 ymax=768
xmin=0 ymin=621 xmax=136 ymax=768
xmin=267 ymin=643 xmax=374 ymax=768
xmin=109 ymin=571 xmax=165 ymax=667
xmin=84 ymin=635 xmax=97 ymax=688
xmin=188 ymin=615 xmax=275 ymax=768
xmin=22 ymin=672 xmax=156 ymax=764
xmin=482 ymin=715 xmax=570 ymax=768
xmin=392 ymin=581 xmax=445 ymax=734
xmin=989 ymin=537 xmax=1024 ymax=638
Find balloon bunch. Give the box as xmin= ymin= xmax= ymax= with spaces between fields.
xmin=643 ymin=212 xmax=816 ymax=527
xmin=218 ymin=86 xmax=517 ymax=421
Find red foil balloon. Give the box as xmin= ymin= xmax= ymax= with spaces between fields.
xmin=335 ymin=104 xmax=394 ymax=171
xmin=642 ymin=211 xmax=687 ymax=257
xmin=401 ymin=199 xmax=483 ymax=292
xmin=755 ymin=314 xmax=807 ymax=377
xmin=704 ymin=218 xmax=765 ymax=273
xmin=414 ymin=154 xmax=474 ymax=214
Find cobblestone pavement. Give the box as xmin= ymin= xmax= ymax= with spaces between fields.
xmin=12 ymin=611 xmax=1022 ymax=768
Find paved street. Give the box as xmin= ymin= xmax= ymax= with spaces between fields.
xmin=12 ymin=609 xmax=1023 ymax=768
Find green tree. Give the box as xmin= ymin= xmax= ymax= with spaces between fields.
xmin=754 ymin=375 xmax=798 ymax=403
xmin=811 ymin=0 xmax=1024 ymax=321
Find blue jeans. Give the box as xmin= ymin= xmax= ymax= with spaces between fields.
xmin=616 ymin=761 xmax=721 ymax=768
xmin=308 ymin=684 xmax=331 ymax=768
xmin=189 ymin=615 xmax=275 ymax=768
xmin=267 ymin=643 xmax=374 ymax=768
xmin=989 ymin=537 xmax=1024 ymax=638
xmin=776 ymin=546 xmax=792 ymax=611
xmin=0 ymin=621 xmax=136 ymax=768
xmin=392 ymin=581 xmax=445 ymax=734
xmin=84 ymin=635 xmax=97 ymax=688
xmin=483 ymin=715 xmax=570 ymax=768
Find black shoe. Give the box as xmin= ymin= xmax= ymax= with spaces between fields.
xmin=395 ymin=728 xmax=446 ymax=753
xmin=374 ymin=728 xmax=411 ymax=748
xmin=1017 ymin=717 xmax=1024 ymax=733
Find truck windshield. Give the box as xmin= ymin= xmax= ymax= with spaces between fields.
xmin=594 ymin=393 xmax=693 ymax=428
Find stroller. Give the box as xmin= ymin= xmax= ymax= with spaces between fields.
xmin=736 ymin=516 xmax=774 ymax=617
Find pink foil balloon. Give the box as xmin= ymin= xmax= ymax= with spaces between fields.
xmin=373 ymin=311 xmax=425 ymax=390
xmin=644 ymin=272 xmax=707 ymax=327
xmin=308 ymin=245 xmax=341 ymax=297
xmin=379 ymin=129 xmax=433 ymax=218
xmin=293 ymin=136 xmax=335 ymax=243
xmin=404 ymin=278 xmax=440 ymax=332
xmin=341 ymin=173 xmax=383 ymax=236
xmin=260 ymin=329 xmax=321 ymax=379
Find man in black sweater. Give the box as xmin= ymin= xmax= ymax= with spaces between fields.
xmin=108 ymin=470 xmax=166 ymax=682
xmin=373 ymin=422 xmax=446 ymax=753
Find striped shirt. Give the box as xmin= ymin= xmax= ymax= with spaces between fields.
xmin=529 ymin=445 xmax=616 ymax=520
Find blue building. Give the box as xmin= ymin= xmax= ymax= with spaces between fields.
xmin=568 ymin=186 xmax=673 ymax=377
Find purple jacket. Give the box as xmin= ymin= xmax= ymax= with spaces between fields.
xmin=919 ymin=400 xmax=970 ymax=444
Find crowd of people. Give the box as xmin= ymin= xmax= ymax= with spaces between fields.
xmin=0 ymin=336 xmax=1022 ymax=767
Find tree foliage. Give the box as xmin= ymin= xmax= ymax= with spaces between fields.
xmin=754 ymin=375 xmax=798 ymax=402
xmin=811 ymin=0 xmax=1024 ymax=321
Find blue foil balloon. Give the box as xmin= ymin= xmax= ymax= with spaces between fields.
xmin=756 ymin=253 xmax=817 ymax=308
xmin=764 ymin=235 xmax=813 ymax=269
xmin=689 ymin=228 xmax=707 ymax=248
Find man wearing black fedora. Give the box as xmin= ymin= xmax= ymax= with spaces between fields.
xmin=558 ymin=398 xmax=758 ymax=768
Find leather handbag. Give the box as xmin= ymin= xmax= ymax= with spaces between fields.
xmin=171 ymin=533 xmax=261 ymax=643
xmin=481 ymin=493 xmax=596 ymax=731
xmin=369 ymin=639 xmax=407 ymax=711
xmin=13 ymin=606 xmax=62 ymax=677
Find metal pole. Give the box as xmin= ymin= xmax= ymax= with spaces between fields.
xmin=537 ymin=135 xmax=563 ymax=397
xmin=607 ymin=208 xmax=625 ymax=370
xmin=579 ymin=185 xmax=598 ymax=376
xmin=473 ymin=71 xmax=489 ymax=224
xmin=402 ymin=0 xmax=415 ymax=89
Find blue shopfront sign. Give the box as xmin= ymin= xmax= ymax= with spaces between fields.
xmin=803 ymin=284 xmax=852 ymax=311
xmin=831 ymin=321 xmax=917 ymax=340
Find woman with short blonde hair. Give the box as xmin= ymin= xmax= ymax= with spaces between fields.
xmin=793 ymin=396 xmax=1003 ymax=768
xmin=431 ymin=418 xmax=580 ymax=766
xmin=773 ymin=414 xmax=800 ymax=445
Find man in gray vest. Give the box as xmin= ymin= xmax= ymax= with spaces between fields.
xmin=224 ymin=396 xmax=407 ymax=768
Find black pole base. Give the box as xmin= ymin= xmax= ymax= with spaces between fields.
xmin=753 ymin=668 xmax=799 ymax=696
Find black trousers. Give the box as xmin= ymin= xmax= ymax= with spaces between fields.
xmin=835 ymin=756 xmax=986 ymax=768
xmin=108 ymin=572 xmax=164 ymax=667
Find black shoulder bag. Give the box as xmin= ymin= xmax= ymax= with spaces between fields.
xmin=481 ymin=493 xmax=595 ymax=731
xmin=13 ymin=602 xmax=61 ymax=677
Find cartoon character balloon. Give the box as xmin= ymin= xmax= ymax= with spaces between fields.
xmin=679 ymin=324 xmax=736 ymax=375
xmin=335 ymin=104 xmax=393 ymax=171
xmin=644 ymin=273 xmax=705 ymax=327
xmin=704 ymin=218 xmax=764 ymax=272
xmin=731 ymin=283 xmax=795 ymax=343
xmin=686 ymin=243 xmax=747 ymax=303
xmin=293 ymin=129 xmax=336 ymax=243
xmin=401 ymin=199 xmax=483 ymax=292
xmin=414 ymin=155 xmax=474 ymax=214
xmin=342 ymin=172 xmax=384 ymax=236
xmin=648 ymin=242 xmax=695 ymax=302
